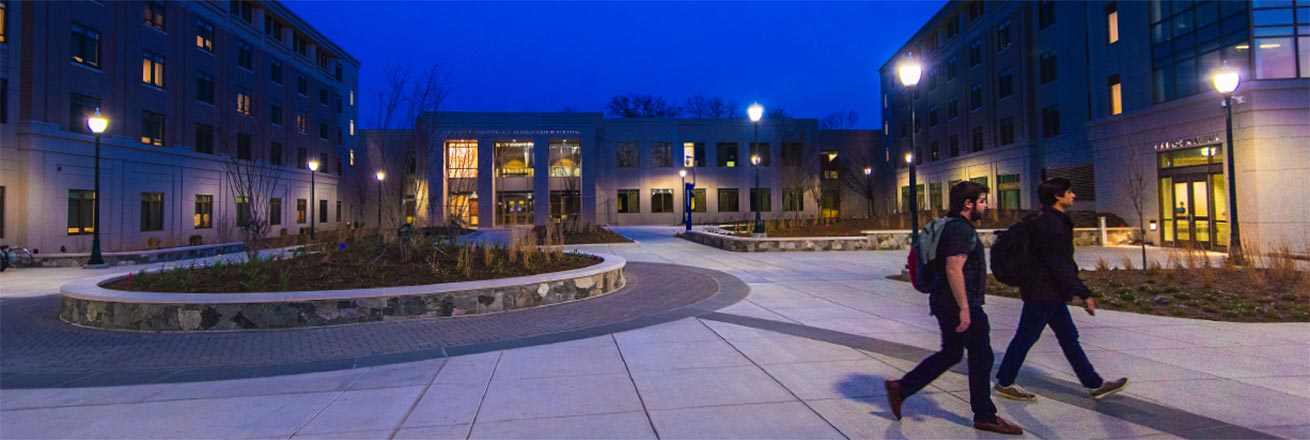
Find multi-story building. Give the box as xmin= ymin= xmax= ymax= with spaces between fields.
xmin=360 ymin=113 xmax=885 ymax=229
xmin=883 ymin=0 xmax=1309 ymax=256
xmin=0 ymin=0 xmax=360 ymax=253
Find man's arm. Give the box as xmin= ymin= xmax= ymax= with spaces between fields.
xmin=1034 ymin=221 xmax=1095 ymax=300
xmin=946 ymin=254 xmax=971 ymax=332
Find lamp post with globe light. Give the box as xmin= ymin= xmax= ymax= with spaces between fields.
xmin=748 ymin=103 xmax=765 ymax=236
xmin=85 ymin=109 xmax=109 ymax=268
xmin=308 ymin=160 xmax=319 ymax=240
xmin=898 ymin=53 xmax=922 ymax=245
xmin=864 ymin=166 xmax=874 ymax=218
xmin=1213 ymin=61 xmax=1243 ymax=264
xmin=375 ymin=171 xmax=386 ymax=231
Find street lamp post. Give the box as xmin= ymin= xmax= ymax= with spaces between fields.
xmin=308 ymin=160 xmax=319 ymax=240
xmin=680 ymin=169 xmax=693 ymax=232
xmin=864 ymin=166 xmax=874 ymax=218
xmin=748 ymin=103 xmax=765 ymax=236
xmin=375 ymin=171 xmax=386 ymax=231
xmin=85 ymin=109 xmax=109 ymax=268
xmin=1213 ymin=61 xmax=1243 ymax=264
xmin=898 ymin=53 xmax=923 ymax=245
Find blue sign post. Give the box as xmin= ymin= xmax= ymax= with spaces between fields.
xmin=684 ymin=181 xmax=694 ymax=232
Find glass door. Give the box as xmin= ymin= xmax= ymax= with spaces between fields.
xmin=1168 ymin=176 xmax=1214 ymax=249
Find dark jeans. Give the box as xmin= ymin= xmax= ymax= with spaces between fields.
xmin=996 ymin=300 xmax=1104 ymax=389
xmin=899 ymin=306 xmax=997 ymax=422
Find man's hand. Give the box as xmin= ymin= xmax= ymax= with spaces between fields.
xmin=1083 ymin=297 xmax=1097 ymax=316
xmin=956 ymin=309 xmax=971 ymax=333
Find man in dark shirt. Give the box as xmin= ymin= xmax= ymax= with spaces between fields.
xmin=993 ymin=178 xmax=1129 ymax=401
xmin=886 ymin=181 xmax=1023 ymax=435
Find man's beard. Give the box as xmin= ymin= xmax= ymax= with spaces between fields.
xmin=967 ymin=206 xmax=984 ymax=221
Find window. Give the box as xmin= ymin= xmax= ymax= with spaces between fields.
xmin=969 ymin=40 xmax=982 ymax=67
xmin=141 ymin=111 xmax=165 ymax=146
xmin=319 ymin=88 xmax=328 ymax=106
xmin=949 ymin=135 xmax=960 ymax=157
xmin=67 ymin=190 xmax=95 ymax=235
xmin=319 ymin=153 xmax=329 ymax=172
xmin=688 ymin=188 xmax=707 ymax=212
xmin=821 ymin=151 xmax=840 ymax=179
xmin=650 ymin=189 xmax=674 ymax=213
xmin=998 ymin=68 xmax=1013 ymax=98
xmin=319 ymin=120 xmax=328 ymax=139
xmin=144 ymin=1 xmax=165 ymax=31
xmin=236 ymin=88 xmax=251 ymax=116
xmin=270 ymin=60 xmax=283 ymax=84
xmin=195 ymin=124 xmax=214 ymax=154
xmin=718 ymin=188 xmax=739 ymax=212
xmin=237 ymin=41 xmax=253 ymax=70
xmin=998 ymin=174 xmax=1020 ymax=211
xmin=1040 ymin=51 xmax=1058 ymax=84
xmin=751 ymin=142 xmax=774 ymax=167
xmin=237 ymin=133 xmax=252 ymax=160
xmin=1038 ymin=0 xmax=1055 ymax=29
xmin=270 ymin=142 xmax=283 ymax=165
xmin=946 ymin=14 xmax=960 ymax=38
xmin=0 ymin=0 xmax=6 ymax=43
xmin=1108 ymin=74 xmax=1122 ymax=115
xmin=650 ymin=142 xmax=673 ymax=167
xmin=264 ymin=16 xmax=283 ymax=39
xmin=999 ymin=117 xmax=1016 ymax=145
xmin=970 ymin=83 xmax=983 ymax=110
xmin=821 ymin=190 xmax=841 ymax=219
xmin=997 ymin=20 xmax=1012 ymax=51
xmin=294 ymin=34 xmax=309 ymax=57
xmin=194 ymin=194 xmax=213 ymax=229
xmin=297 ymin=199 xmax=307 ymax=223
xmin=232 ymin=0 xmax=254 ymax=23
xmin=336 ymin=200 xmax=342 ymax=222
xmin=969 ymin=0 xmax=985 ymax=20
xmin=946 ymin=56 xmax=958 ymax=80
xmin=972 ymin=126 xmax=985 ymax=152
xmin=750 ymin=188 xmax=772 ymax=212
xmin=494 ymin=141 xmax=534 ymax=177
xmin=783 ymin=189 xmax=803 ymax=212
xmin=297 ymin=148 xmax=307 ymax=168
xmin=140 ymin=193 xmax=163 ymax=231
xmin=319 ymin=200 xmax=328 ymax=223
xmin=335 ymin=63 xmax=343 ymax=82
xmin=716 ymin=142 xmax=738 ymax=167
xmin=446 ymin=140 xmax=477 ymax=178
xmin=682 ymin=142 xmax=705 ymax=167
xmin=69 ymin=93 xmax=101 ymax=134
xmin=616 ymin=142 xmax=639 ymax=168
xmin=1150 ymin=0 xmax=1256 ymax=102
xmin=1106 ymin=3 xmax=1119 ymax=44
xmin=1042 ymin=106 xmax=1061 ymax=138
xmin=317 ymin=51 xmax=331 ymax=70
xmin=142 ymin=52 xmax=165 ymax=88
xmin=270 ymin=99 xmax=283 ymax=125
xmin=948 ymin=96 xmax=959 ymax=119
xmin=336 ymin=94 xmax=343 ymax=113
xmin=548 ymin=140 xmax=581 ymax=177
xmin=930 ymin=141 xmax=940 ymax=161
xmin=269 ymin=198 xmax=282 ymax=226
xmin=236 ymin=196 xmax=251 ymax=227
xmin=196 ymin=20 xmax=214 ymax=52
xmin=195 ymin=71 xmax=214 ymax=104
xmin=929 ymin=107 xmax=939 ymax=126
xmin=297 ymin=74 xmax=308 ymax=96
xmin=71 ymin=23 xmax=102 ymax=68
xmin=617 ymin=189 xmax=640 ymax=213
xmin=296 ymin=111 xmax=307 ymax=133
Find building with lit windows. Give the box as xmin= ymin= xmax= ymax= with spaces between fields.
xmin=882 ymin=0 xmax=1308 ymax=255
xmin=0 ymin=0 xmax=360 ymax=253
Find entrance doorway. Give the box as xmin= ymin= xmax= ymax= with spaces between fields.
xmin=497 ymin=192 xmax=534 ymax=226
xmin=1158 ymin=145 xmax=1228 ymax=250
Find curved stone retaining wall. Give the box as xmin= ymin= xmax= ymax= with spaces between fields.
xmin=682 ymin=231 xmax=872 ymax=252
xmin=60 ymin=254 xmax=626 ymax=332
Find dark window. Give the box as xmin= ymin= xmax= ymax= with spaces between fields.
xmin=946 ymin=14 xmax=960 ymax=38
xmin=336 ymin=200 xmax=342 ymax=222
xmin=690 ymin=188 xmax=706 ymax=212
xmin=140 ymin=192 xmax=163 ymax=231
xmin=969 ymin=40 xmax=982 ymax=67
xmin=269 ymin=198 xmax=282 ymax=226
xmin=141 ymin=111 xmax=165 ymax=146
xmin=194 ymin=194 xmax=213 ymax=229
xmin=929 ymin=107 xmax=939 ymax=126
xmin=297 ymin=74 xmax=308 ymax=95
xmin=319 ymin=120 xmax=328 ymax=139
xmin=319 ymin=199 xmax=328 ymax=223
xmin=196 ymin=20 xmax=214 ymax=52
xmin=67 ymin=190 xmax=96 ymax=235
xmin=972 ymin=126 xmax=985 ymax=152
xmin=195 ymin=71 xmax=214 ymax=104
xmin=237 ymin=41 xmax=253 ymax=70
xmin=930 ymin=141 xmax=940 ymax=161
xmin=716 ymin=142 xmax=739 ymax=167
xmin=949 ymin=135 xmax=960 ymax=157
xmin=718 ymin=188 xmax=740 ymax=212
xmin=236 ymin=196 xmax=251 ymax=227
xmin=928 ymin=70 xmax=938 ymax=91
xmin=317 ymin=51 xmax=331 ymax=69
xmin=997 ymin=20 xmax=1012 ymax=50
xmin=144 ymin=1 xmax=165 ymax=31
xmin=749 ymin=143 xmax=773 ymax=167
xmin=999 ymin=117 xmax=1015 ymax=145
xmin=231 ymin=0 xmax=254 ymax=23
xmin=946 ymin=56 xmax=958 ymax=80
xmin=297 ymin=148 xmax=307 ymax=168
xmin=142 ymin=52 xmax=165 ymax=88
xmin=1038 ymin=0 xmax=1055 ymax=29
xmin=336 ymin=94 xmax=343 ymax=113
xmin=1042 ymin=105 xmax=1061 ymax=138
xmin=270 ymin=142 xmax=283 ymax=165
xmin=294 ymin=34 xmax=309 ymax=57
xmin=237 ymin=133 xmax=252 ymax=160
xmin=319 ymin=88 xmax=328 ymax=106
xmin=264 ymin=16 xmax=282 ymax=39
xmin=270 ymin=60 xmax=283 ymax=84
xmin=1040 ymin=51 xmax=1058 ymax=83
xmin=617 ymin=189 xmax=640 ymax=213
xmin=616 ymin=142 xmax=639 ymax=168
xmin=296 ymin=111 xmax=307 ymax=133
xmin=783 ymin=189 xmax=803 ymax=212
xmin=71 ymin=23 xmax=102 ymax=68
xmin=69 ymin=93 xmax=101 ymax=134
xmin=195 ymin=123 xmax=214 ymax=154
xmin=781 ymin=143 xmax=803 ymax=167
xmin=948 ymin=96 xmax=959 ymax=119
xmin=650 ymin=142 xmax=673 ymax=167
xmin=296 ymin=199 xmax=307 ymax=223
xmin=998 ymin=68 xmax=1013 ymax=98
xmin=320 ymin=153 xmax=329 ymax=172
xmin=970 ymin=83 xmax=983 ymax=110
xmin=270 ymin=99 xmax=283 ymax=125
xmin=650 ymin=189 xmax=674 ymax=213
xmin=750 ymin=188 xmax=772 ymax=212
xmin=335 ymin=63 xmax=343 ymax=81
xmin=969 ymin=0 xmax=985 ymax=20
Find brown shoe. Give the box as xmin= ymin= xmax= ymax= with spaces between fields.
xmin=973 ymin=416 xmax=1024 ymax=435
xmin=885 ymin=380 xmax=904 ymax=420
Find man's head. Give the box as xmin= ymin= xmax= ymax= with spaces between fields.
xmin=1038 ymin=178 xmax=1076 ymax=210
xmin=949 ymin=181 xmax=990 ymax=221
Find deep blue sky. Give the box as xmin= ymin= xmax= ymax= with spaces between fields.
xmin=284 ymin=1 xmax=945 ymax=129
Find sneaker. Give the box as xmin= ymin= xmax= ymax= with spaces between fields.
xmin=994 ymin=384 xmax=1038 ymax=401
xmin=973 ymin=416 xmax=1025 ymax=435
xmin=1090 ymin=377 xmax=1129 ymax=400
xmin=885 ymin=380 xmax=905 ymax=420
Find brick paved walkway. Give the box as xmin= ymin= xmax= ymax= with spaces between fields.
xmin=0 ymin=262 xmax=736 ymax=388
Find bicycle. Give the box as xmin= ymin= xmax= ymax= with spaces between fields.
xmin=1 ymin=245 xmax=35 ymax=271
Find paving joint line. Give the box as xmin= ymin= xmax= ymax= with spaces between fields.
xmin=609 ymin=333 xmax=661 ymax=440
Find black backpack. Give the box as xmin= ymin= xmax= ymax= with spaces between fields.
xmin=990 ymin=212 xmax=1043 ymax=287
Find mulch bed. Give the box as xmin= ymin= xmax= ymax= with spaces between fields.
xmin=532 ymin=225 xmax=634 ymax=245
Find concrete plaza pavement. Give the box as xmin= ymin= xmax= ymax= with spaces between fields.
xmin=1 ymin=226 xmax=1308 ymax=439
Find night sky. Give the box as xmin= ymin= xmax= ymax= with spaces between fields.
xmin=284 ymin=1 xmax=946 ymax=129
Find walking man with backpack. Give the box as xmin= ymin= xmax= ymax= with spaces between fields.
xmin=993 ymin=178 xmax=1129 ymax=402
xmin=886 ymin=181 xmax=1024 ymax=435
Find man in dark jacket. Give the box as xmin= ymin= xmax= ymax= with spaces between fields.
xmin=994 ymin=178 xmax=1128 ymax=401
xmin=886 ymin=181 xmax=1024 ymax=436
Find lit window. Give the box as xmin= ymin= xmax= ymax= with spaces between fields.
xmin=1106 ymin=3 xmax=1119 ymax=44
xmin=1108 ymin=74 xmax=1122 ymax=116
xmin=349 ymin=119 xmax=355 ymax=136
xmin=236 ymin=88 xmax=251 ymax=116
xmin=196 ymin=20 xmax=214 ymax=52
xmin=142 ymin=52 xmax=165 ymax=88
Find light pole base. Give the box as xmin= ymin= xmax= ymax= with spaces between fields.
xmin=751 ymin=232 xmax=767 ymax=238
xmin=84 ymin=263 xmax=110 ymax=270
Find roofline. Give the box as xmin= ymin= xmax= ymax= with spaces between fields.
xmin=877 ymin=0 xmax=962 ymax=74
xmin=262 ymin=0 xmax=361 ymax=67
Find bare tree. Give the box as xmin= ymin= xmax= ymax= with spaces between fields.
xmin=684 ymin=95 xmax=739 ymax=118
xmin=766 ymin=107 xmax=790 ymax=120
xmin=1124 ymin=146 xmax=1151 ymax=272
xmin=836 ymin=146 xmax=878 ymax=218
xmin=368 ymin=61 xmax=451 ymax=230
xmin=606 ymin=94 xmax=683 ymax=118
xmin=215 ymin=113 xmax=283 ymax=259
xmin=773 ymin=118 xmax=820 ymax=222
xmin=820 ymin=110 xmax=859 ymax=130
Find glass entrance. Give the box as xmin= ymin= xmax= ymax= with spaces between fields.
xmin=1158 ymin=145 xmax=1226 ymax=250
xmin=496 ymin=192 xmax=534 ymax=226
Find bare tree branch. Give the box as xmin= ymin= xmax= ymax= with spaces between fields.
xmin=820 ymin=110 xmax=859 ymax=130
xmin=684 ymin=95 xmax=739 ymax=118
xmin=606 ymin=94 xmax=683 ymax=118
